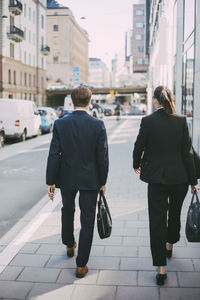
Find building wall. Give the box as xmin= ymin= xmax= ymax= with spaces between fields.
xmin=132 ymin=3 xmax=148 ymax=73
xmin=0 ymin=0 xmax=47 ymax=105
xmin=46 ymin=7 xmax=89 ymax=87
xmin=89 ymin=58 xmax=110 ymax=88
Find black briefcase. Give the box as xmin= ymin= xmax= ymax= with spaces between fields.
xmin=97 ymin=190 xmax=112 ymax=239
xmin=185 ymin=191 xmax=200 ymax=242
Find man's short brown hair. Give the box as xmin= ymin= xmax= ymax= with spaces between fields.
xmin=71 ymin=86 xmax=92 ymax=107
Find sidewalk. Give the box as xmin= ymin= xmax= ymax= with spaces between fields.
xmin=0 ymin=117 xmax=200 ymax=300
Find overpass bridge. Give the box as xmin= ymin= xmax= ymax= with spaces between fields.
xmin=46 ymin=86 xmax=147 ymax=107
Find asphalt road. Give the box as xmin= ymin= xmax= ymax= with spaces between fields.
xmin=0 ymin=117 xmax=129 ymax=239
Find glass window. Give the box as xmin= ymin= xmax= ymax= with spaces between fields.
xmin=136 ymin=10 xmax=144 ymax=16
xmin=10 ymin=43 xmax=14 ymax=58
xmin=24 ymin=4 xmax=26 ymax=17
xmin=53 ymin=36 xmax=58 ymax=44
xmin=33 ymin=11 xmax=35 ymax=24
xmin=29 ymin=53 xmax=31 ymax=65
xmin=138 ymin=46 xmax=144 ymax=52
xmin=41 ymin=15 xmax=44 ymax=29
xmin=29 ymin=74 xmax=31 ymax=87
xmin=136 ymin=22 xmax=145 ymax=28
xmin=24 ymin=27 xmax=26 ymax=40
xmin=24 ymin=51 xmax=26 ymax=64
xmin=184 ymin=0 xmax=195 ymax=41
xmin=8 ymin=69 xmax=11 ymax=84
xmin=29 ymin=30 xmax=31 ymax=43
xmin=29 ymin=8 xmax=31 ymax=21
xmin=135 ymin=34 xmax=144 ymax=40
xmin=138 ymin=58 xmax=144 ymax=64
xmin=13 ymin=71 xmax=16 ymax=85
xmin=53 ymin=25 xmax=59 ymax=31
xmin=24 ymin=73 xmax=27 ymax=86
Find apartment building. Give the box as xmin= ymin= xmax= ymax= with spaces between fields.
xmin=89 ymin=58 xmax=111 ymax=88
xmin=46 ymin=0 xmax=89 ymax=87
xmin=0 ymin=0 xmax=48 ymax=105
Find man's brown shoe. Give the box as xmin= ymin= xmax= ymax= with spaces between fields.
xmin=76 ymin=266 xmax=88 ymax=278
xmin=66 ymin=241 xmax=77 ymax=257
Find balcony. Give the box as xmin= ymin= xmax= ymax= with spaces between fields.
xmin=41 ymin=45 xmax=50 ymax=56
xmin=7 ymin=26 xmax=24 ymax=42
xmin=8 ymin=0 xmax=23 ymax=15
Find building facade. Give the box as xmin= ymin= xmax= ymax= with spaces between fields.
xmin=46 ymin=0 xmax=89 ymax=87
xmin=0 ymin=0 xmax=48 ymax=105
xmin=131 ymin=0 xmax=148 ymax=73
xmin=147 ymin=0 xmax=200 ymax=153
xmin=89 ymin=58 xmax=110 ymax=88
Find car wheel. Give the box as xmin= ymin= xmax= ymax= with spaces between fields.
xmin=21 ymin=130 xmax=26 ymax=142
xmin=0 ymin=133 xmax=5 ymax=148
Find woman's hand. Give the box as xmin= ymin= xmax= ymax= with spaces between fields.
xmin=191 ymin=185 xmax=200 ymax=193
xmin=134 ymin=168 xmax=141 ymax=174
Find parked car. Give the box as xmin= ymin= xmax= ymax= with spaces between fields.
xmin=129 ymin=105 xmax=144 ymax=115
xmin=38 ymin=107 xmax=58 ymax=126
xmin=38 ymin=109 xmax=54 ymax=133
xmin=89 ymin=103 xmax=104 ymax=118
xmin=0 ymin=99 xmax=41 ymax=141
xmin=104 ymin=107 xmax=113 ymax=116
xmin=0 ymin=121 xmax=5 ymax=148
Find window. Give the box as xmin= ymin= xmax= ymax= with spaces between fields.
xmin=135 ymin=34 xmax=144 ymax=40
xmin=41 ymin=57 xmax=44 ymax=69
xmin=53 ymin=36 xmax=58 ymax=44
xmin=136 ymin=22 xmax=145 ymax=28
xmin=33 ymin=33 xmax=35 ymax=45
xmin=29 ymin=7 xmax=31 ymax=21
xmin=138 ymin=58 xmax=144 ymax=64
xmin=138 ymin=46 xmax=144 ymax=52
xmin=53 ymin=51 xmax=59 ymax=63
xmin=24 ymin=4 xmax=26 ymax=17
xmin=24 ymin=51 xmax=26 ymax=64
xmin=29 ymin=30 xmax=31 ymax=43
xmin=41 ymin=36 xmax=44 ymax=47
xmin=53 ymin=25 xmax=59 ymax=31
xmin=54 ymin=12 xmax=58 ymax=16
xmin=24 ymin=73 xmax=27 ymax=86
xmin=41 ymin=15 xmax=44 ymax=29
xmin=20 ymin=72 xmax=22 ymax=85
xmin=33 ymin=75 xmax=36 ymax=87
xmin=24 ymin=27 xmax=26 ymax=40
xmin=10 ymin=43 xmax=14 ymax=58
xmin=8 ymin=69 xmax=11 ymax=84
xmin=33 ymin=55 xmax=35 ymax=66
xmin=33 ymin=11 xmax=35 ymax=24
xmin=41 ymin=77 xmax=44 ymax=88
xmin=13 ymin=71 xmax=16 ymax=85
xmin=136 ymin=9 xmax=144 ymax=16
xmin=29 ymin=74 xmax=31 ymax=87
xmin=29 ymin=53 xmax=31 ymax=65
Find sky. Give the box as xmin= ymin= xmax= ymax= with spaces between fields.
xmin=58 ymin=0 xmax=143 ymax=69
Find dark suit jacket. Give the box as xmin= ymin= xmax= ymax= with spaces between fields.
xmin=46 ymin=111 xmax=109 ymax=190
xmin=133 ymin=109 xmax=197 ymax=185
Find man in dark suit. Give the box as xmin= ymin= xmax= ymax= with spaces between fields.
xmin=46 ymin=87 xmax=109 ymax=278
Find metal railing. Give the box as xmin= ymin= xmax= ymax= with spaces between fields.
xmin=41 ymin=46 xmax=50 ymax=52
xmin=8 ymin=26 xmax=24 ymax=38
xmin=9 ymin=0 xmax=23 ymax=12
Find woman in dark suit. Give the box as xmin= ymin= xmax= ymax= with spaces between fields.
xmin=133 ymin=86 xmax=199 ymax=285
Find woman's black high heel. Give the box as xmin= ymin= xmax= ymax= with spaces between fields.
xmin=156 ymin=273 xmax=167 ymax=285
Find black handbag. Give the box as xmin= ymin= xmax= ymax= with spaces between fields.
xmin=97 ymin=190 xmax=112 ymax=239
xmin=185 ymin=190 xmax=200 ymax=242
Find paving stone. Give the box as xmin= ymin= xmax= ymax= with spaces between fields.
xmin=138 ymin=228 xmax=149 ymax=236
xmin=20 ymin=243 xmax=40 ymax=254
xmin=36 ymin=244 xmax=66 ymax=256
xmin=93 ymin=236 xmax=123 ymax=246
xmin=71 ymin=285 xmax=116 ymax=300
xmin=173 ymin=247 xmax=200 ymax=258
xmin=138 ymin=247 xmax=151 ymax=257
xmin=0 ymin=281 xmax=33 ymax=299
xmin=17 ymin=266 xmax=60 ymax=283
xmin=45 ymin=255 xmax=76 ymax=269
xmin=116 ymin=286 xmax=159 ymax=300
xmin=122 ymin=228 xmax=138 ymax=236
xmin=97 ymin=270 xmax=137 ymax=286
xmin=104 ymin=245 xmax=137 ymax=257
xmin=167 ymin=258 xmax=194 ymax=271
xmin=177 ymin=272 xmax=200 ymax=287
xmin=88 ymin=256 xmax=120 ymax=270
xmin=120 ymin=257 xmax=155 ymax=271
xmin=90 ymin=246 xmax=105 ymax=256
xmin=160 ymin=288 xmax=200 ymax=300
xmin=27 ymin=282 xmax=73 ymax=300
xmin=0 ymin=266 xmax=24 ymax=281
xmin=125 ymin=221 xmax=148 ymax=228
xmin=10 ymin=254 xmax=50 ymax=267
xmin=29 ymin=234 xmax=60 ymax=244
xmin=57 ymin=269 xmax=98 ymax=284
xmin=123 ymin=236 xmax=150 ymax=246
xmin=192 ymin=259 xmax=200 ymax=271
xmin=138 ymin=271 xmax=178 ymax=287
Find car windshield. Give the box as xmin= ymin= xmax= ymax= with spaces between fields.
xmin=39 ymin=110 xmax=47 ymax=116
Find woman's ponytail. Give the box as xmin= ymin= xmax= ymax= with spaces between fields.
xmin=153 ymin=86 xmax=175 ymax=115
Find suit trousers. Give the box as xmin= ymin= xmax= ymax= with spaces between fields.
xmin=148 ymin=183 xmax=188 ymax=266
xmin=60 ymin=188 xmax=98 ymax=267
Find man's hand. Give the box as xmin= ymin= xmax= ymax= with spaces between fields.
xmin=134 ymin=168 xmax=141 ymax=174
xmin=101 ymin=185 xmax=106 ymax=195
xmin=191 ymin=185 xmax=200 ymax=193
xmin=47 ymin=184 xmax=56 ymax=200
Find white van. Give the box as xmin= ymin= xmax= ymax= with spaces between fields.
xmin=0 ymin=99 xmax=41 ymax=141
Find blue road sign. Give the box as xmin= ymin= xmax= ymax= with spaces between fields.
xmin=73 ymin=66 xmax=80 ymax=87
